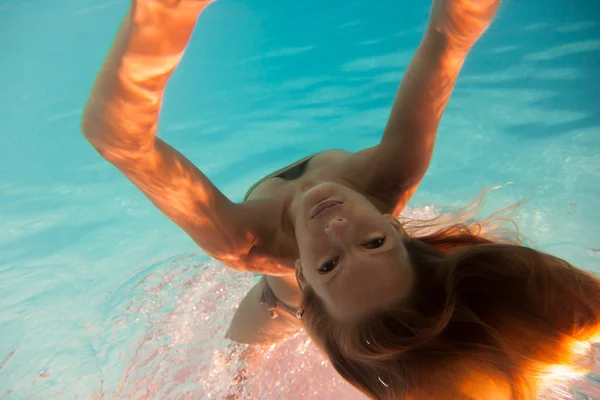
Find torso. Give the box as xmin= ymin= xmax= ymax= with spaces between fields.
xmin=245 ymin=150 xmax=353 ymax=202
xmin=241 ymin=149 xmax=400 ymax=306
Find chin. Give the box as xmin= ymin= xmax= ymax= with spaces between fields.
xmin=303 ymin=182 xmax=352 ymax=204
xmin=302 ymin=183 xmax=340 ymax=208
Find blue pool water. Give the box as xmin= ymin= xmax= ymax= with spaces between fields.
xmin=1 ymin=0 xmax=599 ymax=398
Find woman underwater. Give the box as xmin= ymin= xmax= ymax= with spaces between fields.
xmin=82 ymin=0 xmax=600 ymax=398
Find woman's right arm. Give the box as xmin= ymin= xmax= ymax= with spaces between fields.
xmin=81 ymin=1 xmax=265 ymax=271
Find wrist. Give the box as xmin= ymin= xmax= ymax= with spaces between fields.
xmin=115 ymin=11 xmax=188 ymax=94
xmin=422 ymin=27 xmax=471 ymax=64
xmin=427 ymin=0 xmax=497 ymax=55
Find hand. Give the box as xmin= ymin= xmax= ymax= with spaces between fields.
xmin=428 ymin=0 xmax=501 ymax=52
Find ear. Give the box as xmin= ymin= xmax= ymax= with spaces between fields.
xmin=295 ymin=259 xmax=307 ymax=290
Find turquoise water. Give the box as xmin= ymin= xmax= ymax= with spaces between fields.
xmin=1 ymin=0 xmax=599 ymax=398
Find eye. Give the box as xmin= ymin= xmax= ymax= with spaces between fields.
xmin=363 ymin=237 xmax=385 ymax=249
xmin=318 ymin=257 xmax=339 ymax=274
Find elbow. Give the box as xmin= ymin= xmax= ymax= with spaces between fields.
xmin=80 ymin=111 xmax=92 ymax=137
xmin=80 ymin=110 xmax=117 ymax=156
xmin=79 ymin=112 xmax=118 ymax=162
xmin=80 ymin=111 xmax=102 ymax=149
xmin=79 ymin=108 xmax=153 ymax=164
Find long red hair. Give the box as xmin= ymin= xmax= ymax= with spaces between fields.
xmin=301 ymin=222 xmax=600 ymax=399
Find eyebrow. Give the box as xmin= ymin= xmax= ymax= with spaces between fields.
xmin=324 ymin=245 xmax=397 ymax=287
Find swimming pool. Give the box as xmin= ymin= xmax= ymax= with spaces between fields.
xmin=1 ymin=0 xmax=599 ymax=398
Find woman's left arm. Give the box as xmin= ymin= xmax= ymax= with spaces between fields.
xmin=357 ymin=0 xmax=501 ymax=211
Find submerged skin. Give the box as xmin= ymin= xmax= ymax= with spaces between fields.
xmin=82 ymin=0 xmax=500 ymax=343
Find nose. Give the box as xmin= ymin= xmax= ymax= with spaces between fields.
xmin=325 ymin=217 xmax=349 ymax=241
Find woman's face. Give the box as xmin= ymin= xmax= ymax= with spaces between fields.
xmin=294 ymin=182 xmax=415 ymax=321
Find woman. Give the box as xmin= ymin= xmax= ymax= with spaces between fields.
xmin=82 ymin=0 xmax=600 ymax=398
xmin=83 ymin=0 xmax=487 ymax=344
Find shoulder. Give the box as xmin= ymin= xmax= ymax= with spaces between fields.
xmin=227 ymin=199 xmax=297 ymax=276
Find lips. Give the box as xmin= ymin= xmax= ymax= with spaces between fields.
xmin=311 ymin=200 xmax=342 ymax=219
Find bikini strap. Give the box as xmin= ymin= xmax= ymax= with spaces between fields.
xmin=258 ymin=276 xmax=302 ymax=320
